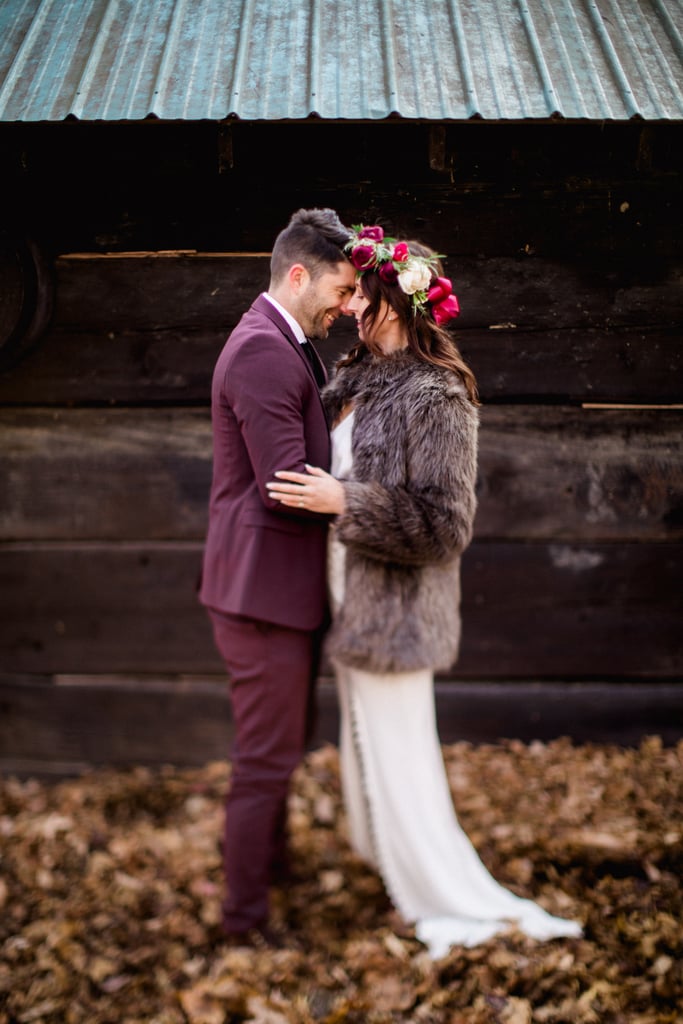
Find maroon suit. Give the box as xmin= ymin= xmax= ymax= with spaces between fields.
xmin=199 ymin=293 xmax=330 ymax=933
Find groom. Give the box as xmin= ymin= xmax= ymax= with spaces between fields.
xmin=199 ymin=208 xmax=355 ymax=946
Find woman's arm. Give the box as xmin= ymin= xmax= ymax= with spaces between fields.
xmin=268 ymin=392 xmax=478 ymax=566
xmin=338 ymin=392 xmax=478 ymax=565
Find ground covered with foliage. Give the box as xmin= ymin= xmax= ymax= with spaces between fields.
xmin=1 ymin=737 xmax=681 ymax=1024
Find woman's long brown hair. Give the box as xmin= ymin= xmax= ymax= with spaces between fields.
xmin=338 ymin=241 xmax=480 ymax=406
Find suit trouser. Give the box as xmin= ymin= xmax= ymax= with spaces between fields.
xmin=208 ymin=608 xmax=315 ymax=932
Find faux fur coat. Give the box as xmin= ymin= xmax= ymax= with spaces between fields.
xmin=322 ymin=348 xmax=479 ymax=674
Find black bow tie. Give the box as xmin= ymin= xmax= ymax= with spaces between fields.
xmin=300 ymin=339 xmax=326 ymax=388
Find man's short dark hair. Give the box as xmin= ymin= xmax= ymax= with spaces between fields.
xmin=270 ymin=208 xmax=351 ymax=284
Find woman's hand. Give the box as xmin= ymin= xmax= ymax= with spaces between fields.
xmin=266 ymin=464 xmax=346 ymax=515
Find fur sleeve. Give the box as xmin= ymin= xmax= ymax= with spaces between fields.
xmin=322 ymin=354 xmax=370 ymax=426
xmin=335 ymin=380 xmax=479 ymax=566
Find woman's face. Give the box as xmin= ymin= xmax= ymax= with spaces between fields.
xmin=347 ymin=283 xmax=370 ymax=340
xmin=348 ymin=282 xmax=407 ymax=354
xmin=347 ymin=282 xmax=396 ymax=349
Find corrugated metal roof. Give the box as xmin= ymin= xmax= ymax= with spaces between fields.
xmin=0 ymin=0 xmax=681 ymax=122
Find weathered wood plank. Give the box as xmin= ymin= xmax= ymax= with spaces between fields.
xmin=0 ymin=675 xmax=232 ymax=770
xmin=0 ymin=326 xmax=228 ymax=406
xmin=45 ymin=254 xmax=683 ymax=333
xmin=458 ymin=542 xmax=682 ymax=678
xmin=0 ymin=542 xmax=679 ymax=678
xmin=2 ymin=407 xmax=680 ymax=542
xmin=0 ymin=408 xmax=213 ymax=541
xmin=431 ymin=681 xmax=683 ymax=747
xmin=0 ymin=542 xmax=213 ymax=674
xmin=0 ymin=325 xmax=680 ymax=406
xmin=475 ymin=406 xmax=683 ymax=541
xmin=51 ymin=254 xmax=269 ymax=331
xmin=0 ymin=676 xmax=680 ymax=774
xmin=457 ymin=326 xmax=683 ymax=405
xmin=0 ymin=252 xmax=679 ymax=404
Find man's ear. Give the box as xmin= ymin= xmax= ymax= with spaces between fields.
xmin=288 ymin=263 xmax=310 ymax=294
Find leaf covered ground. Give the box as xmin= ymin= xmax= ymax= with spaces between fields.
xmin=1 ymin=736 xmax=681 ymax=1024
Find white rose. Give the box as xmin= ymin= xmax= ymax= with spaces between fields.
xmin=398 ymin=262 xmax=432 ymax=295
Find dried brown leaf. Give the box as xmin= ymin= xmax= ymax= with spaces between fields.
xmin=0 ymin=739 xmax=681 ymax=1024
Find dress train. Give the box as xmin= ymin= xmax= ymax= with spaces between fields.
xmin=328 ymin=411 xmax=581 ymax=958
xmin=334 ymin=659 xmax=582 ymax=958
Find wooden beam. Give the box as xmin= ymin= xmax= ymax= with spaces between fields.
xmin=0 ymin=676 xmax=680 ymax=775
xmin=0 ymin=541 xmax=680 ymax=678
xmin=43 ymin=253 xmax=682 ymax=333
xmin=1 ymin=406 xmax=680 ymax=542
xmin=0 ymin=252 xmax=679 ymax=405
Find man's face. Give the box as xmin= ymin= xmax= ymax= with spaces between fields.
xmin=296 ymin=261 xmax=356 ymax=340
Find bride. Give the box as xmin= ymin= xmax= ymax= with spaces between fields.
xmin=267 ymin=225 xmax=582 ymax=958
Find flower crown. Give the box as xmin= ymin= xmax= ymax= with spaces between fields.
xmin=345 ymin=224 xmax=460 ymax=325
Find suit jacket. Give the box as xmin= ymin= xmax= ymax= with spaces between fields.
xmin=199 ymin=294 xmax=330 ymax=630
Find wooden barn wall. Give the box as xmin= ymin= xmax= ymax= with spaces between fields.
xmin=0 ymin=121 xmax=681 ymax=773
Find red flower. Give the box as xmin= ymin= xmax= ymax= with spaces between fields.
xmin=427 ymin=277 xmax=460 ymax=325
xmin=379 ymin=262 xmax=399 ymax=284
xmin=392 ymin=242 xmax=410 ymax=263
xmin=431 ymin=294 xmax=460 ymax=325
xmin=358 ymin=225 xmax=384 ymax=242
xmin=350 ymin=244 xmax=377 ymax=270
xmin=426 ymin=277 xmax=452 ymax=304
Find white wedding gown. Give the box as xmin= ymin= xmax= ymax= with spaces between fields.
xmin=328 ymin=412 xmax=582 ymax=959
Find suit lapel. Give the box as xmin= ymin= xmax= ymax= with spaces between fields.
xmin=252 ymin=294 xmax=327 ymax=389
